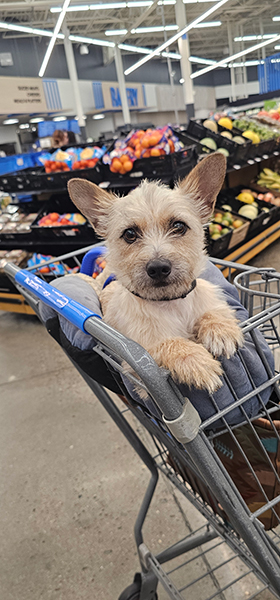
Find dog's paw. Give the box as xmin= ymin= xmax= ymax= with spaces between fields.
xmin=194 ymin=312 xmax=244 ymax=359
xmin=149 ymin=338 xmax=223 ymax=395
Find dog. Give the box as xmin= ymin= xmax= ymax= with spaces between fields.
xmin=68 ymin=153 xmax=243 ymax=394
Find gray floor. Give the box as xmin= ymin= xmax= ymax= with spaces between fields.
xmin=0 ymin=239 xmax=280 ymax=600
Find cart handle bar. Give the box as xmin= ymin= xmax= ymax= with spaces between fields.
xmin=7 ymin=264 xmax=102 ymax=334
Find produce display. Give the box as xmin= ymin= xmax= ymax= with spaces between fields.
xmin=202 ymin=118 xmax=246 ymax=146
xmin=27 ymin=253 xmax=79 ymax=275
xmin=41 ymin=146 xmax=106 ymax=173
xmin=102 ymin=126 xmax=183 ymax=174
xmin=257 ymin=168 xmax=280 ymax=192
xmin=234 ymin=118 xmax=279 ymax=143
xmin=38 ymin=212 xmax=86 ymax=227
xmin=209 ymin=209 xmax=245 ymax=240
xmin=0 ymin=204 xmax=37 ymax=234
xmin=0 ymin=249 xmax=29 ymax=270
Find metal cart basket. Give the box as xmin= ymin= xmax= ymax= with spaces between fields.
xmin=4 ymin=246 xmax=280 ymax=600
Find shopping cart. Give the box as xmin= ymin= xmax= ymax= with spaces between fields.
xmin=4 ymin=245 xmax=280 ymax=600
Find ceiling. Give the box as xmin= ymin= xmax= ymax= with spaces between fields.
xmin=0 ymin=0 xmax=279 ymax=67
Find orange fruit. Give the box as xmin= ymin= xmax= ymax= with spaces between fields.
xmin=135 ymin=149 xmax=141 ymax=159
xmin=120 ymin=154 xmax=129 ymax=164
xmin=112 ymin=158 xmax=122 ymax=172
xmin=141 ymin=137 xmax=150 ymax=149
xmin=123 ymin=160 xmax=133 ymax=172
xmin=119 ymin=167 xmax=126 ymax=175
xmin=143 ymin=150 xmax=151 ymax=158
xmin=151 ymin=148 xmax=161 ymax=157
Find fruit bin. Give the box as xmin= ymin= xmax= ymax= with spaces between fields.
xmin=217 ymin=185 xmax=280 ymax=237
xmin=0 ymin=199 xmax=39 ymax=244
xmin=30 ymin=195 xmax=95 ymax=241
xmin=185 ymin=120 xmax=247 ymax=167
xmin=206 ymin=208 xmax=250 ymax=257
xmin=0 ymin=141 xmax=109 ymax=194
xmin=99 ymin=130 xmax=198 ymax=187
xmin=201 ymin=120 xmax=253 ymax=164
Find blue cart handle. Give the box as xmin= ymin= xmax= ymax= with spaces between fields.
xmin=80 ymin=245 xmax=107 ymax=276
xmin=15 ymin=269 xmax=101 ymax=333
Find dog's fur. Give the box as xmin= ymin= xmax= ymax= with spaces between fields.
xmin=68 ymin=153 xmax=243 ymax=394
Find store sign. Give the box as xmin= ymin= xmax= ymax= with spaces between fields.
xmin=0 ymin=76 xmax=47 ymax=114
xmin=93 ymin=81 xmax=146 ymax=111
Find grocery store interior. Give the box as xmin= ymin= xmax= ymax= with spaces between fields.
xmin=1 ymin=0 xmax=280 ymax=599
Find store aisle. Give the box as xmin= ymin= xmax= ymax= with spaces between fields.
xmin=0 ymin=239 xmax=279 ymax=600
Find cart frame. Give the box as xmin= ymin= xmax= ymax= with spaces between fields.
xmin=4 ymin=248 xmax=280 ymax=600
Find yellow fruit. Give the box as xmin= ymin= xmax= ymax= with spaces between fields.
xmin=218 ymin=117 xmax=233 ymax=130
xmin=236 ymin=192 xmax=255 ymax=204
xmin=242 ymin=130 xmax=260 ymax=144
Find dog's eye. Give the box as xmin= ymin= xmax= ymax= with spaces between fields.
xmin=170 ymin=221 xmax=188 ymax=235
xmin=122 ymin=228 xmax=138 ymax=244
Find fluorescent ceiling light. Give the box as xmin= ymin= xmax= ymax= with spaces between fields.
xmin=272 ymin=16 xmax=280 ymax=21
xmin=230 ymin=60 xmax=262 ymax=67
xmin=162 ymin=51 xmax=181 ymax=58
xmin=39 ymin=0 xmax=71 ymax=78
xmin=0 ymin=21 xmax=64 ymax=38
xmin=131 ymin=25 xmax=178 ymax=33
xmin=191 ymin=34 xmax=280 ymax=79
xmin=90 ymin=2 xmax=126 ymax=7
xmin=69 ymin=34 xmax=115 ymax=47
xmin=53 ymin=116 xmax=67 ymax=121
xmin=194 ymin=20 xmax=221 ymax=27
xmin=234 ymin=34 xmax=277 ymax=41
xmin=275 ymin=45 xmax=280 ymax=49
xmin=19 ymin=124 xmax=30 ymax=129
xmin=93 ymin=113 xmax=105 ymax=119
xmin=119 ymin=42 xmax=180 ymax=59
xmin=30 ymin=117 xmax=45 ymax=123
xmin=105 ymin=29 xmax=128 ymax=35
xmin=3 ymin=119 xmax=19 ymax=125
xmin=189 ymin=55 xmax=217 ymax=65
xmin=124 ymin=0 xmax=230 ymax=75
xmin=184 ymin=0 xmax=217 ymax=3
xmin=127 ymin=0 xmax=152 ymax=5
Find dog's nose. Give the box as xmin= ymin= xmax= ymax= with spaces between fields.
xmin=146 ymin=259 xmax=172 ymax=281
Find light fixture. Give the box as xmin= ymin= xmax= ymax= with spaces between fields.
xmin=90 ymin=2 xmax=126 ymax=8
xmin=0 ymin=21 xmax=64 ymax=39
xmin=53 ymin=116 xmax=67 ymax=121
xmin=275 ymin=45 xmax=280 ymax=50
xmin=105 ymin=29 xmax=128 ymax=36
xmin=19 ymin=123 xmax=30 ymax=129
xmin=80 ymin=43 xmax=89 ymax=54
xmin=189 ymin=55 xmax=216 ymax=65
xmin=74 ymin=115 xmax=87 ymax=119
xmin=124 ymin=0 xmax=230 ymax=75
xmin=3 ymin=119 xmax=19 ymax=125
xmin=194 ymin=20 xmax=221 ymax=27
xmin=39 ymin=0 xmax=71 ymax=78
xmin=93 ymin=113 xmax=105 ymax=119
xmin=127 ymin=0 xmax=152 ymax=5
xmin=179 ymin=77 xmax=185 ymax=83
xmin=50 ymin=4 xmax=89 ymax=11
xmin=230 ymin=60 xmax=262 ymax=67
xmin=191 ymin=34 xmax=280 ymax=79
xmin=131 ymin=25 xmax=178 ymax=33
xmin=30 ymin=117 xmax=45 ymax=123
xmin=162 ymin=51 xmax=181 ymax=59
xmin=69 ymin=34 xmax=115 ymax=47
xmin=234 ymin=34 xmax=277 ymax=42
xmin=272 ymin=16 xmax=280 ymax=21
xmin=118 ymin=43 xmax=180 ymax=59
xmin=184 ymin=0 xmax=217 ymax=3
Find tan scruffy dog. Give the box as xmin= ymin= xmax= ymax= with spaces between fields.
xmin=68 ymin=153 xmax=243 ymax=394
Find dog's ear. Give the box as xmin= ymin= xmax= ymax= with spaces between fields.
xmin=179 ymin=153 xmax=226 ymax=223
xmin=67 ymin=179 xmax=116 ymax=237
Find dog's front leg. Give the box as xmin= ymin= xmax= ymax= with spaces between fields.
xmin=148 ymin=337 xmax=223 ymax=394
xmin=193 ymin=312 xmax=244 ymax=359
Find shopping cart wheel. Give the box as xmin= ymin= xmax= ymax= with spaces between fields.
xmin=118 ymin=573 xmax=158 ymax=600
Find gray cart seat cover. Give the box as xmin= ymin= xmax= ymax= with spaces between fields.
xmin=39 ymin=261 xmax=275 ymax=426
